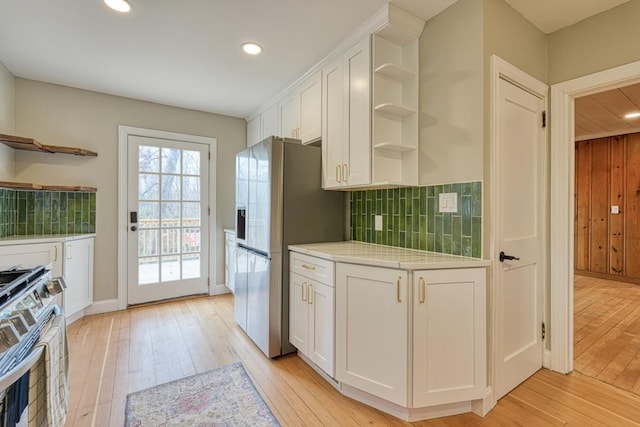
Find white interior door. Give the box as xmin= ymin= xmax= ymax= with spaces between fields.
xmin=495 ymin=77 xmax=546 ymax=399
xmin=127 ymin=135 xmax=209 ymax=305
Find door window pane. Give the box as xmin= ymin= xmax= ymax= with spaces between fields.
xmin=138 ymin=202 xmax=159 ymax=228
xmin=182 ymin=203 xmax=200 ymax=227
xmin=139 ymin=257 xmax=159 ymax=284
xmin=182 ymin=228 xmax=200 ymax=253
xmin=161 ymin=228 xmax=180 ymax=255
xmin=139 ymin=174 xmax=159 ymax=200
xmin=182 ymin=176 xmax=200 ymax=201
xmin=162 ymin=148 xmax=181 ymax=174
xmin=183 ymin=150 xmax=200 ymax=175
xmin=161 ymin=256 xmax=180 ymax=282
xmin=182 ymin=254 xmax=200 ymax=279
xmin=139 ymin=146 xmax=160 ymax=173
xmin=161 ymin=175 xmax=180 ymax=200
xmin=138 ymin=229 xmax=158 ymax=256
xmin=161 ymin=202 xmax=180 ymax=227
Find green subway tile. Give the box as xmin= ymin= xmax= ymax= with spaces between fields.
xmin=443 ymin=235 xmax=452 ymax=254
xmin=462 ymin=182 xmax=471 ymax=196
xmin=434 ymin=215 xmax=442 ymax=236
xmin=443 ymin=213 xmax=451 ymax=235
xmin=399 ymin=214 xmax=406 ymax=232
xmin=393 ymin=215 xmax=399 ymax=233
xmin=427 ymin=197 xmax=435 ymax=233
xmin=427 ymin=233 xmax=435 ymax=252
xmin=462 ymin=236 xmax=472 ymax=257
xmin=411 ymin=211 xmax=419 ymax=233
xmin=471 ymin=185 xmax=482 ymax=216
xmin=405 ymin=194 xmax=412 ymax=215
xmin=472 ymin=216 xmax=482 ymax=258
xmin=452 ymin=234 xmax=462 ymax=256
xmin=435 ymin=229 xmax=442 ymax=252
xmin=392 ymin=229 xmax=398 ymax=246
xmin=387 ymin=230 xmax=392 ymax=245
xmin=355 ymin=227 xmax=362 ymax=241
xmin=443 ymin=184 xmax=451 ymax=193
xmin=376 ymin=199 xmax=382 ymax=214
xmin=52 ymin=222 xmax=60 ymax=234
xmin=427 ymin=186 xmax=434 ymax=197
xmin=451 ymin=183 xmax=460 ymax=195
xmin=399 ymin=231 xmax=405 ymax=248
xmin=412 ymin=232 xmax=419 ymax=250
xmin=419 ymin=219 xmax=426 ymax=251
xmin=412 ymin=197 xmax=419 ymax=218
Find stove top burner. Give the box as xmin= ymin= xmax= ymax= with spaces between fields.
xmin=0 ymin=266 xmax=47 ymax=307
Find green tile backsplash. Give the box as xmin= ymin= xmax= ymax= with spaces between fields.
xmin=0 ymin=188 xmax=96 ymax=238
xmin=350 ymin=182 xmax=482 ymax=258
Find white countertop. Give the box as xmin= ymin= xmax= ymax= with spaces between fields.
xmin=0 ymin=234 xmax=97 ymax=246
xmin=289 ymin=241 xmax=490 ymax=270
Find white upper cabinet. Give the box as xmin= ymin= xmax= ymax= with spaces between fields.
xmin=322 ymin=35 xmax=372 ymax=189
xmin=246 ymin=115 xmax=261 ymax=147
xmin=247 ymin=103 xmax=280 ymax=147
xmin=279 ymin=71 xmax=322 ymax=145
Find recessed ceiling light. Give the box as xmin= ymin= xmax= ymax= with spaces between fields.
xmin=104 ymin=0 xmax=132 ymax=13
xmin=242 ymin=42 xmax=262 ymax=55
xmin=624 ymin=111 xmax=640 ymax=119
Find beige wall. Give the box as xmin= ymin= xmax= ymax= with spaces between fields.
xmin=419 ymin=0 xmax=484 ymax=185
xmin=15 ymin=79 xmax=246 ymax=301
xmin=548 ymin=0 xmax=640 ymax=84
xmin=0 ymin=63 xmax=15 ymax=179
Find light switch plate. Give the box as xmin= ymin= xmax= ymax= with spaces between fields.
xmin=374 ymin=215 xmax=383 ymax=231
xmin=439 ymin=193 xmax=458 ymax=213
xmin=611 ymin=205 xmax=620 ymax=214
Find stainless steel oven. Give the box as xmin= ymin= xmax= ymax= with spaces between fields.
xmin=0 ymin=266 xmax=66 ymax=427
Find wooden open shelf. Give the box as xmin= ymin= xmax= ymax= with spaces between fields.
xmin=0 ymin=133 xmax=98 ymax=156
xmin=0 ymin=181 xmax=96 ymax=192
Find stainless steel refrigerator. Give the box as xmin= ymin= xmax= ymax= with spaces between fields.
xmin=234 ymin=136 xmax=345 ymax=358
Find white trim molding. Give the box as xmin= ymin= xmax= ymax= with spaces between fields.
xmin=550 ymin=60 xmax=640 ymax=374
xmin=117 ymin=126 xmax=217 ymax=310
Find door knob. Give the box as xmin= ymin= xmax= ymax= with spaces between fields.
xmin=499 ymin=251 xmax=519 ymax=262
xmin=130 ymin=225 xmax=138 ymax=232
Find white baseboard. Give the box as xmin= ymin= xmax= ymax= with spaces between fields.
xmin=84 ymin=298 xmax=120 ymax=316
xmin=471 ymin=387 xmax=494 ymax=417
xmin=543 ymin=349 xmax=552 ymax=368
xmin=211 ymin=283 xmax=231 ymax=296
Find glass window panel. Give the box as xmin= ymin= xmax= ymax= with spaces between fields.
xmin=161 ymin=202 xmax=180 ymax=228
xmin=162 ymin=148 xmax=181 ymax=174
xmin=139 ymin=257 xmax=159 ymax=285
xmin=138 ymin=229 xmax=158 ymax=257
xmin=161 ymin=175 xmax=180 ymax=201
xmin=138 ymin=202 xmax=159 ymax=229
xmin=161 ymin=228 xmax=180 ymax=255
xmin=182 ymin=228 xmax=200 ymax=253
xmin=182 ymin=254 xmax=200 ymax=279
xmin=182 ymin=176 xmax=200 ymax=201
xmin=182 ymin=150 xmax=200 ymax=176
xmin=139 ymin=146 xmax=160 ymax=173
xmin=139 ymin=174 xmax=159 ymax=200
xmin=182 ymin=203 xmax=200 ymax=227
xmin=161 ymin=256 xmax=180 ymax=282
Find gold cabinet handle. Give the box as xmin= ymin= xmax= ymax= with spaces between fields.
xmin=308 ymin=283 xmax=313 ymax=304
xmin=53 ymin=245 xmax=58 ymax=262
xmin=396 ymin=276 xmax=402 ymax=303
xmin=302 ymin=264 xmax=316 ymax=271
xmin=342 ymin=163 xmax=348 ymax=182
xmin=419 ymin=277 xmax=426 ymax=304
xmin=302 ymin=282 xmax=307 ymax=302
xmin=336 ymin=165 xmax=341 ymax=183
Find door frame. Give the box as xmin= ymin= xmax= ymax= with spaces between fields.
xmin=489 ymin=55 xmax=548 ymax=410
xmin=117 ymin=125 xmax=217 ymax=309
xmin=549 ymin=60 xmax=640 ymax=374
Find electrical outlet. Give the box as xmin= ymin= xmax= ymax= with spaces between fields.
xmin=375 ymin=215 xmax=383 ymax=231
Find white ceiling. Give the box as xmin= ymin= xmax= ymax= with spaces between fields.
xmin=575 ymin=83 xmax=640 ymax=140
xmin=0 ymin=0 xmax=632 ymax=120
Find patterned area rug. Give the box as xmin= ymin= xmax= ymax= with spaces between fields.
xmin=125 ymin=362 xmax=280 ymax=426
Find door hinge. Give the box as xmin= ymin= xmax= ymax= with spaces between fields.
xmin=542 ymin=111 xmax=546 ymax=128
xmin=208 ymin=206 xmax=211 ymax=216
xmin=208 ymin=151 xmax=211 ymax=160
xmin=542 ymin=322 xmax=546 ymax=340
xmin=207 ymin=277 xmax=210 ymax=287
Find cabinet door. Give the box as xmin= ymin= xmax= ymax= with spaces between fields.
xmin=260 ymin=104 xmax=279 ymax=140
xmin=336 ymin=263 xmax=408 ymax=406
xmin=0 ymin=242 xmax=63 ymax=276
xmin=246 ymin=116 xmax=261 ymax=147
xmin=289 ymin=272 xmax=309 ymax=354
xmin=322 ymin=56 xmax=344 ymax=189
xmin=308 ymin=280 xmax=334 ymax=377
xmin=413 ymin=268 xmax=486 ymax=407
xmin=299 ymin=71 xmax=322 ymax=144
xmin=343 ymin=35 xmax=371 ymax=187
xmin=63 ymin=237 xmax=94 ymax=318
xmin=279 ymin=91 xmax=300 ymax=140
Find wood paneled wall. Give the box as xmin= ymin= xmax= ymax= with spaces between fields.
xmin=575 ymin=133 xmax=640 ymax=281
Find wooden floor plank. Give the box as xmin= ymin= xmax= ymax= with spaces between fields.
xmin=64 ymin=292 xmax=640 ymax=426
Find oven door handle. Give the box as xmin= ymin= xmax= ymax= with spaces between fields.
xmin=0 ymin=345 xmax=44 ymax=393
xmin=0 ymin=308 xmax=63 ymax=393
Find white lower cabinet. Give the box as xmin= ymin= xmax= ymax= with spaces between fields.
xmin=289 ymin=253 xmax=335 ymax=377
xmin=413 ymin=268 xmax=486 ymax=407
xmin=63 ymin=237 xmax=94 ymax=319
xmin=224 ymin=230 xmax=236 ymax=293
xmin=336 ymin=263 xmax=408 ymax=406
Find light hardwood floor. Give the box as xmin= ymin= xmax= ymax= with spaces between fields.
xmin=574 ymin=274 xmax=640 ymax=394
xmin=66 ymin=294 xmax=640 ymax=426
